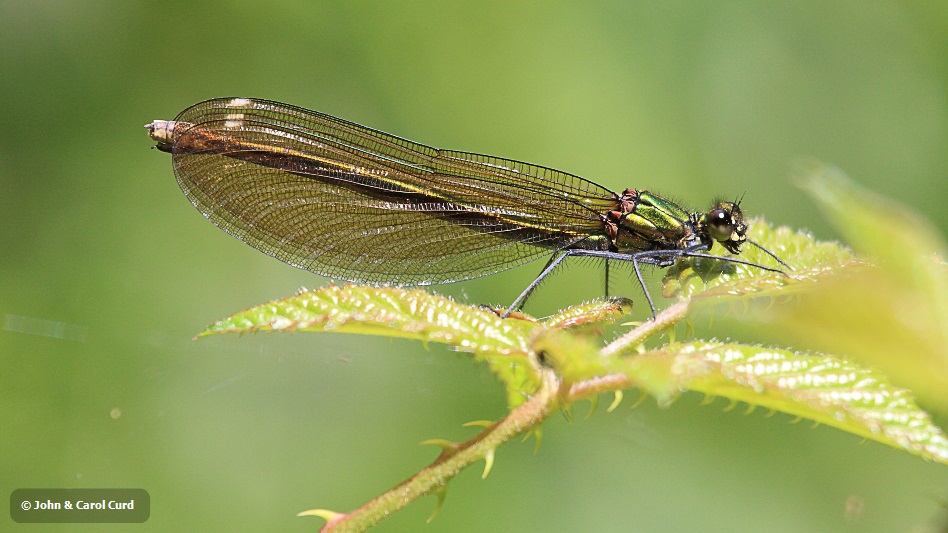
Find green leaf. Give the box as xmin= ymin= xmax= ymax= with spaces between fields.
xmin=616 ymin=341 xmax=948 ymax=464
xmin=199 ymin=285 xmax=530 ymax=353
xmin=199 ymin=285 xmax=542 ymax=406
xmin=800 ymin=163 xmax=946 ymax=273
xmin=662 ymin=217 xmax=855 ymax=301
xmin=788 ymin=165 xmax=948 ymax=412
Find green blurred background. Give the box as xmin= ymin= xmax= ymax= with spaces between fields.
xmin=2 ymin=1 xmax=946 ymax=531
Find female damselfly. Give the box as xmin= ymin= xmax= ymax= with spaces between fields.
xmin=146 ymin=98 xmax=788 ymax=317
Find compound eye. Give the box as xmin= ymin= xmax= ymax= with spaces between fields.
xmin=708 ymin=208 xmax=733 ymax=242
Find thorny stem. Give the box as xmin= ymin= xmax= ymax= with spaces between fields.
xmin=315 ymin=367 xmax=562 ymax=533
xmin=567 ymin=374 xmax=632 ymax=402
xmin=600 ymin=300 xmax=689 ymax=357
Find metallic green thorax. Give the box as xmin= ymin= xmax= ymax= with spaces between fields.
xmin=599 ymin=189 xmax=748 ymax=256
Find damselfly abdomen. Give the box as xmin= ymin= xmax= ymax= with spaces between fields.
xmin=146 ymin=97 xmax=788 ymax=317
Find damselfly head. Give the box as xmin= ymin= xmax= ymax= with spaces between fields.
xmin=702 ymin=201 xmax=747 ymax=254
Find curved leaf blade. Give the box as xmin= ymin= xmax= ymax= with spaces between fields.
xmin=200 ymin=285 xmax=528 ymax=352
xmin=199 ymin=285 xmax=543 ymax=406
xmin=620 ymin=341 xmax=948 ymax=464
xmin=790 ymin=165 xmax=948 ymax=411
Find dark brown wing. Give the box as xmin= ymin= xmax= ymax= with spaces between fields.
xmin=168 ymin=97 xmax=616 ymax=284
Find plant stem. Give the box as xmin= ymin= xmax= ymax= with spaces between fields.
xmin=316 ymin=367 xmax=561 ymax=533
xmin=600 ymin=300 xmax=689 ymax=357
xmin=567 ymin=374 xmax=631 ymax=402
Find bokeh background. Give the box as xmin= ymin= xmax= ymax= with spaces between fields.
xmin=2 ymin=1 xmax=946 ymax=531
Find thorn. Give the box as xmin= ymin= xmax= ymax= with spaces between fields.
xmin=522 ymin=427 xmax=544 ymax=454
xmin=723 ymin=400 xmax=738 ymax=412
xmin=481 ymin=448 xmax=495 ymax=479
xmin=667 ymin=327 xmax=676 ymax=344
xmin=419 ymin=439 xmax=456 ymax=451
xmin=462 ymin=420 xmax=494 ymax=428
xmin=789 ymin=416 xmax=803 ymax=424
xmin=655 ymin=394 xmax=676 ymax=409
xmin=743 ymin=404 xmax=757 ymax=415
xmin=700 ymin=394 xmax=716 ymax=406
xmin=297 ymin=509 xmax=344 ymax=522
xmin=810 ymin=420 xmax=821 ymax=429
xmin=764 ymin=409 xmax=777 ymax=418
xmin=426 ymin=484 xmax=449 ymax=523
xmin=607 ymin=390 xmax=624 ymax=412
xmin=585 ymin=395 xmax=600 ymax=419
xmin=628 ymin=390 xmax=647 ymax=410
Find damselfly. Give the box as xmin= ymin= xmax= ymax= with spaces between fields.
xmin=146 ymin=98 xmax=789 ymax=317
